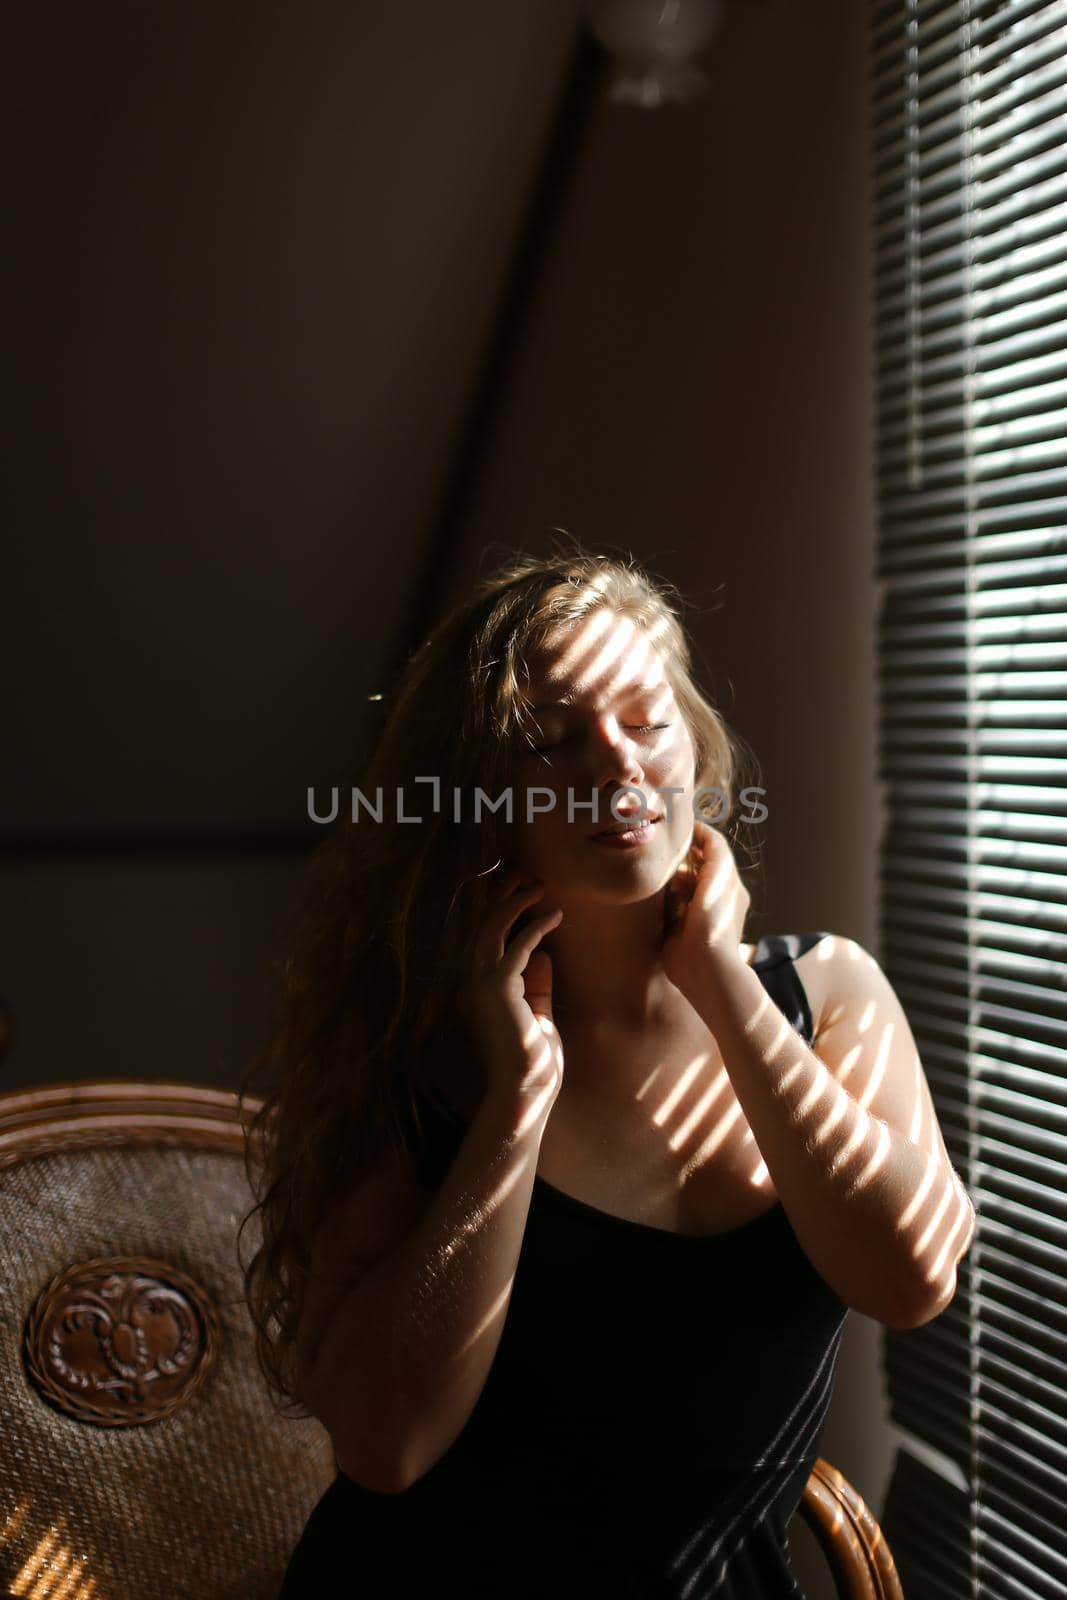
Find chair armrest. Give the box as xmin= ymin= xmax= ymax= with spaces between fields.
xmin=796 ymin=1457 xmax=904 ymax=1600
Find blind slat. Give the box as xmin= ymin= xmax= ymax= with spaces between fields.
xmin=873 ymin=4 xmax=1067 ymax=1592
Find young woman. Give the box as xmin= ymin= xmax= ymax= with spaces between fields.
xmin=241 ymin=544 xmax=975 ymax=1598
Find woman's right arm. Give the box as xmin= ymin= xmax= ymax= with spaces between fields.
xmin=297 ymin=870 xmax=564 ymax=1494
xmin=298 ymin=1076 xmax=555 ymax=1494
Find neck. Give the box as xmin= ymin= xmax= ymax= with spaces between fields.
xmin=542 ymin=889 xmax=676 ymax=1033
xmin=541 ymin=890 xmax=755 ymax=1032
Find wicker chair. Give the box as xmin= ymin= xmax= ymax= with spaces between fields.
xmin=794 ymin=1460 xmax=904 ymax=1600
xmin=0 ymin=1079 xmax=336 ymax=1600
xmin=0 ymin=1080 xmax=902 ymax=1600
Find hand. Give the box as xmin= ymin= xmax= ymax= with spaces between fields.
xmin=661 ymin=819 xmax=751 ymax=1002
xmin=456 ymin=866 xmax=566 ymax=1110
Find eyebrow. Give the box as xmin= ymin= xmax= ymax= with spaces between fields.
xmin=527 ymin=682 xmax=662 ymax=713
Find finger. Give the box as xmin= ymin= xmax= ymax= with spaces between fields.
xmin=486 ymin=871 xmax=514 ymax=906
xmin=477 ymin=883 xmax=545 ymax=967
xmin=707 ymin=881 xmax=745 ymax=943
xmin=522 ymin=947 xmax=555 ymax=1014
xmin=692 ymin=847 xmax=735 ymax=924
xmin=486 ymin=880 xmax=543 ymax=925
xmin=499 ymin=907 xmax=562 ymax=977
xmin=695 ymin=818 xmax=726 ymax=854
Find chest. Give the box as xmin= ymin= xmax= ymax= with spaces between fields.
xmin=535 ymin=1015 xmax=780 ymax=1236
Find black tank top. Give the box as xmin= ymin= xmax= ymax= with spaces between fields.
xmin=278 ymin=932 xmax=849 ymax=1599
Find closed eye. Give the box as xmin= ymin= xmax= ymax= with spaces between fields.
xmin=530 ymin=722 xmax=670 ymax=753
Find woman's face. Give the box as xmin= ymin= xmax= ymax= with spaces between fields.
xmin=504 ymin=609 xmax=698 ymax=902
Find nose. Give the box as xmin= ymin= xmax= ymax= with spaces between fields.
xmin=589 ymin=715 xmax=645 ymax=794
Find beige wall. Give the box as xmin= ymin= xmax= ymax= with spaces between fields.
xmin=437 ymin=0 xmax=892 ymax=1574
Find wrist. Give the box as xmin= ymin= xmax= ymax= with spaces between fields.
xmin=479 ymin=1074 xmax=558 ymax=1140
xmin=673 ymin=945 xmax=748 ymax=1022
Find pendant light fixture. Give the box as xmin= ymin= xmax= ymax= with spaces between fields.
xmin=581 ymin=0 xmax=726 ymax=108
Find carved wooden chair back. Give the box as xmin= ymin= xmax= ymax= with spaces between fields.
xmin=0 ymin=1079 xmax=334 ymax=1600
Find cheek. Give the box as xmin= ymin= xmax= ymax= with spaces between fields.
xmin=653 ymin=734 xmax=695 ymax=787
xmin=509 ymin=823 xmax=558 ymax=883
xmin=654 ymin=741 xmax=696 ymax=828
xmin=508 ymin=779 xmax=562 ymax=849
xmin=512 ymin=768 xmax=570 ymax=819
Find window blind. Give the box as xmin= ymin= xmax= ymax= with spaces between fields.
xmin=869 ymin=3 xmax=1067 ymax=1599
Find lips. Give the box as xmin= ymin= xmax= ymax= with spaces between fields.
xmin=589 ymin=813 xmax=662 ymax=840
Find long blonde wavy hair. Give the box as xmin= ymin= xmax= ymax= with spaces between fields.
xmin=238 ymin=539 xmax=763 ymax=1416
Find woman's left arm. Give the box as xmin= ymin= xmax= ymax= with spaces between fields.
xmin=665 ymin=823 xmax=976 ymax=1329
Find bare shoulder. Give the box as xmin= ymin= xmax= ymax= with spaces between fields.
xmin=790 ymin=931 xmax=842 ymax=1044
xmin=295 ymin=1143 xmax=431 ymax=1395
xmin=792 ymin=931 xmax=905 ymax=1047
xmin=787 ymin=935 xmax=960 ymax=1179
